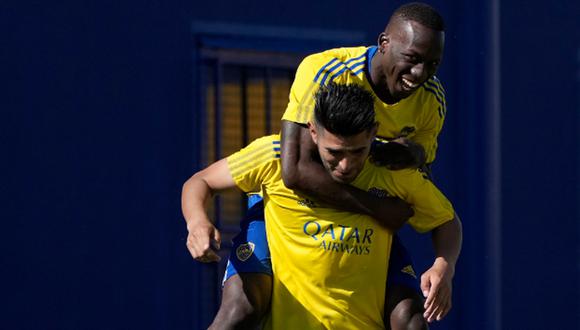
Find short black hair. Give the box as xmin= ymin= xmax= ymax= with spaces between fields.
xmin=313 ymin=82 xmax=376 ymax=136
xmin=392 ymin=2 xmax=445 ymax=31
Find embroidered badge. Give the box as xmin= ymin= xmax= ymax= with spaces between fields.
xmin=236 ymin=242 xmax=256 ymax=262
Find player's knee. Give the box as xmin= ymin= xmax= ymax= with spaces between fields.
xmin=211 ymin=275 xmax=270 ymax=329
xmin=226 ymin=300 xmax=261 ymax=325
xmin=211 ymin=297 xmax=263 ymax=329
xmin=390 ymin=299 xmax=428 ymax=330
xmin=405 ymin=314 xmax=428 ymax=330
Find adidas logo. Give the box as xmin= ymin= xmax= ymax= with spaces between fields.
xmin=401 ymin=265 xmax=417 ymax=279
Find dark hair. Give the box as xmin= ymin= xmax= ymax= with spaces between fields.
xmin=392 ymin=2 xmax=445 ymax=31
xmin=314 ymin=82 xmax=376 ymax=136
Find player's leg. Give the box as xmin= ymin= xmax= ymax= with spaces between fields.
xmin=209 ymin=198 xmax=272 ymax=329
xmin=210 ymin=273 xmax=271 ymax=329
xmin=384 ymin=235 xmax=428 ymax=330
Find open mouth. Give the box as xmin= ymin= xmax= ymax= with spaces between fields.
xmin=401 ymin=77 xmax=419 ymax=91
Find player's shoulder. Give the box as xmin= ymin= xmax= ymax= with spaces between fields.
xmin=244 ymin=134 xmax=281 ymax=158
xmin=297 ymin=46 xmax=369 ymax=87
xmin=407 ymin=75 xmax=447 ymax=118
xmin=320 ymin=46 xmax=369 ymax=61
xmin=300 ymin=46 xmax=368 ymax=71
xmin=228 ymin=134 xmax=281 ymax=175
xmin=422 ymin=76 xmax=446 ymax=96
xmin=419 ymin=76 xmax=446 ymax=102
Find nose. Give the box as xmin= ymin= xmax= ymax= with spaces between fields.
xmin=337 ymin=157 xmax=352 ymax=173
xmin=410 ymin=63 xmax=426 ymax=80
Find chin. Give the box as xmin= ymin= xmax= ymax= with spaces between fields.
xmin=332 ymin=175 xmax=353 ymax=184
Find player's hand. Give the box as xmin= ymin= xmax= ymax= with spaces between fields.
xmin=186 ymin=216 xmax=222 ymax=263
xmin=420 ymin=257 xmax=454 ymax=322
xmin=370 ymin=138 xmax=425 ymax=170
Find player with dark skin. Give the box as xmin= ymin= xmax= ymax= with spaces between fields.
xmin=280 ymin=12 xmax=459 ymax=330
xmin=190 ymin=4 xmax=462 ymax=330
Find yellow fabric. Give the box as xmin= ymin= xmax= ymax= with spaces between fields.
xmin=282 ymin=46 xmax=447 ymax=164
xmin=226 ymin=135 xmax=454 ymax=329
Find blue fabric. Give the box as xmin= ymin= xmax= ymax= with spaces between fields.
xmin=387 ymin=234 xmax=421 ymax=292
xmin=223 ymin=199 xmax=272 ymax=282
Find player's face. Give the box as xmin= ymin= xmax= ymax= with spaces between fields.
xmin=378 ymin=20 xmax=444 ymax=102
xmin=310 ymin=125 xmax=376 ymax=184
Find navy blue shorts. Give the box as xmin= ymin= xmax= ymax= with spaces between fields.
xmin=223 ymin=197 xmax=271 ymax=284
xmin=387 ymin=234 xmax=420 ymax=292
xmin=224 ymin=195 xmax=420 ymax=293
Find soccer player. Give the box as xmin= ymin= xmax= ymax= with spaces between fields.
xmin=183 ymin=83 xmax=462 ymax=329
xmin=194 ymin=3 xmax=457 ymax=329
xmin=280 ymin=3 xmax=456 ymax=328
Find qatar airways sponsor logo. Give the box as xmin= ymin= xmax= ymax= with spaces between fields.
xmin=302 ymin=220 xmax=374 ymax=255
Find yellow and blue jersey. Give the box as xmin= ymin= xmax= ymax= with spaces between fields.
xmin=226 ymin=135 xmax=454 ymax=329
xmin=283 ymin=46 xmax=447 ymax=164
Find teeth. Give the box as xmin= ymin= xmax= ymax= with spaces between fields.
xmin=402 ymin=78 xmax=418 ymax=89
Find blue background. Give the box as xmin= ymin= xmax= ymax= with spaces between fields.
xmin=2 ymin=0 xmax=578 ymax=329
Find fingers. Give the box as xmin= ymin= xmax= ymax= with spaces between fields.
xmin=199 ymin=248 xmax=221 ymax=263
xmin=212 ymin=229 xmax=222 ymax=250
xmin=420 ymin=272 xmax=434 ymax=302
xmin=420 ymin=263 xmax=454 ymax=323
xmin=186 ymin=227 xmax=222 ymax=263
xmin=425 ymin=288 xmax=451 ymax=322
xmin=422 ymin=278 xmax=452 ymax=323
xmin=424 ymin=289 xmax=441 ymax=322
xmin=436 ymin=294 xmax=452 ymax=321
xmin=421 ymin=274 xmax=441 ymax=321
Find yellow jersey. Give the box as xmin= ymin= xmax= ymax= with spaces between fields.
xmin=227 ymin=135 xmax=454 ymax=329
xmin=282 ymin=46 xmax=447 ymax=164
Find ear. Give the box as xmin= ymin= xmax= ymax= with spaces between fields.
xmin=377 ymin=33 xmax=389 ymax=52
xmin=308 ymin=122 xmax=318 ymax=144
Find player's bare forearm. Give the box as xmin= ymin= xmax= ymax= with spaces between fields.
xmin=421 ymin=214 xmax=462 ymax=322
xmin=182 ymin=173 xmax=211 ymax=226
xmin=182 ymin=159 xmax=238 ymax=225
xmin=181 ymin=159 xmax=235 ymax=262
xmin=280 ymin=120 xmax=412 ymax=230
xmin=369 ymin=137 xmax=426 ymax=170
xmin=280 ymin=120 xmax=303 ymax=189
xmin=431 ymin=214 xmax=463 ymax=270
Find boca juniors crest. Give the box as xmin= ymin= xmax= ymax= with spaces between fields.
xmin=236 ymin=242 xmax=256 ymax=262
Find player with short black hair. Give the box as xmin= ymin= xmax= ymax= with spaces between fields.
xmin=183 ymin=83 xmax=461 ymax=329
xmin=188 ymin=2 xmax=462 ymax=329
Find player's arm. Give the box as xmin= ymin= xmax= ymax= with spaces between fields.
xmin=281 ymin=120 xmax=413 ymax=230
xmin=421 ymin=214 xmax=463 ymax=322
xmin=395 ymin=169 xmax=462 ymax=323
xmin=370 ymin=137 xmax=427 ymax=170
xmin=181 ymin=159 xmax=235 ymax=263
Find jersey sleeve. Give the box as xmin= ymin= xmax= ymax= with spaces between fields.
xmin=415 ymin=77 xmax=447 ymax=164
xmin=226 ymin=134 xmax=281 ymax=193
xmin=282 ymin=54 xmax=324 ymax=124
xmin=389 ymin=169 xmax=454 ymax=233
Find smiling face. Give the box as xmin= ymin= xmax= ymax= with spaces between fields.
xmin=373 ymin=18 xmax=444 ymax=103
xmin=309 ymin=123 xmax=377 ymax=184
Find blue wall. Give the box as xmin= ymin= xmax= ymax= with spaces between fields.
xmin=500 ymin=1 xmax=579 ymax=329
xmin=3 ymin=1 xmax=578 ymax=329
